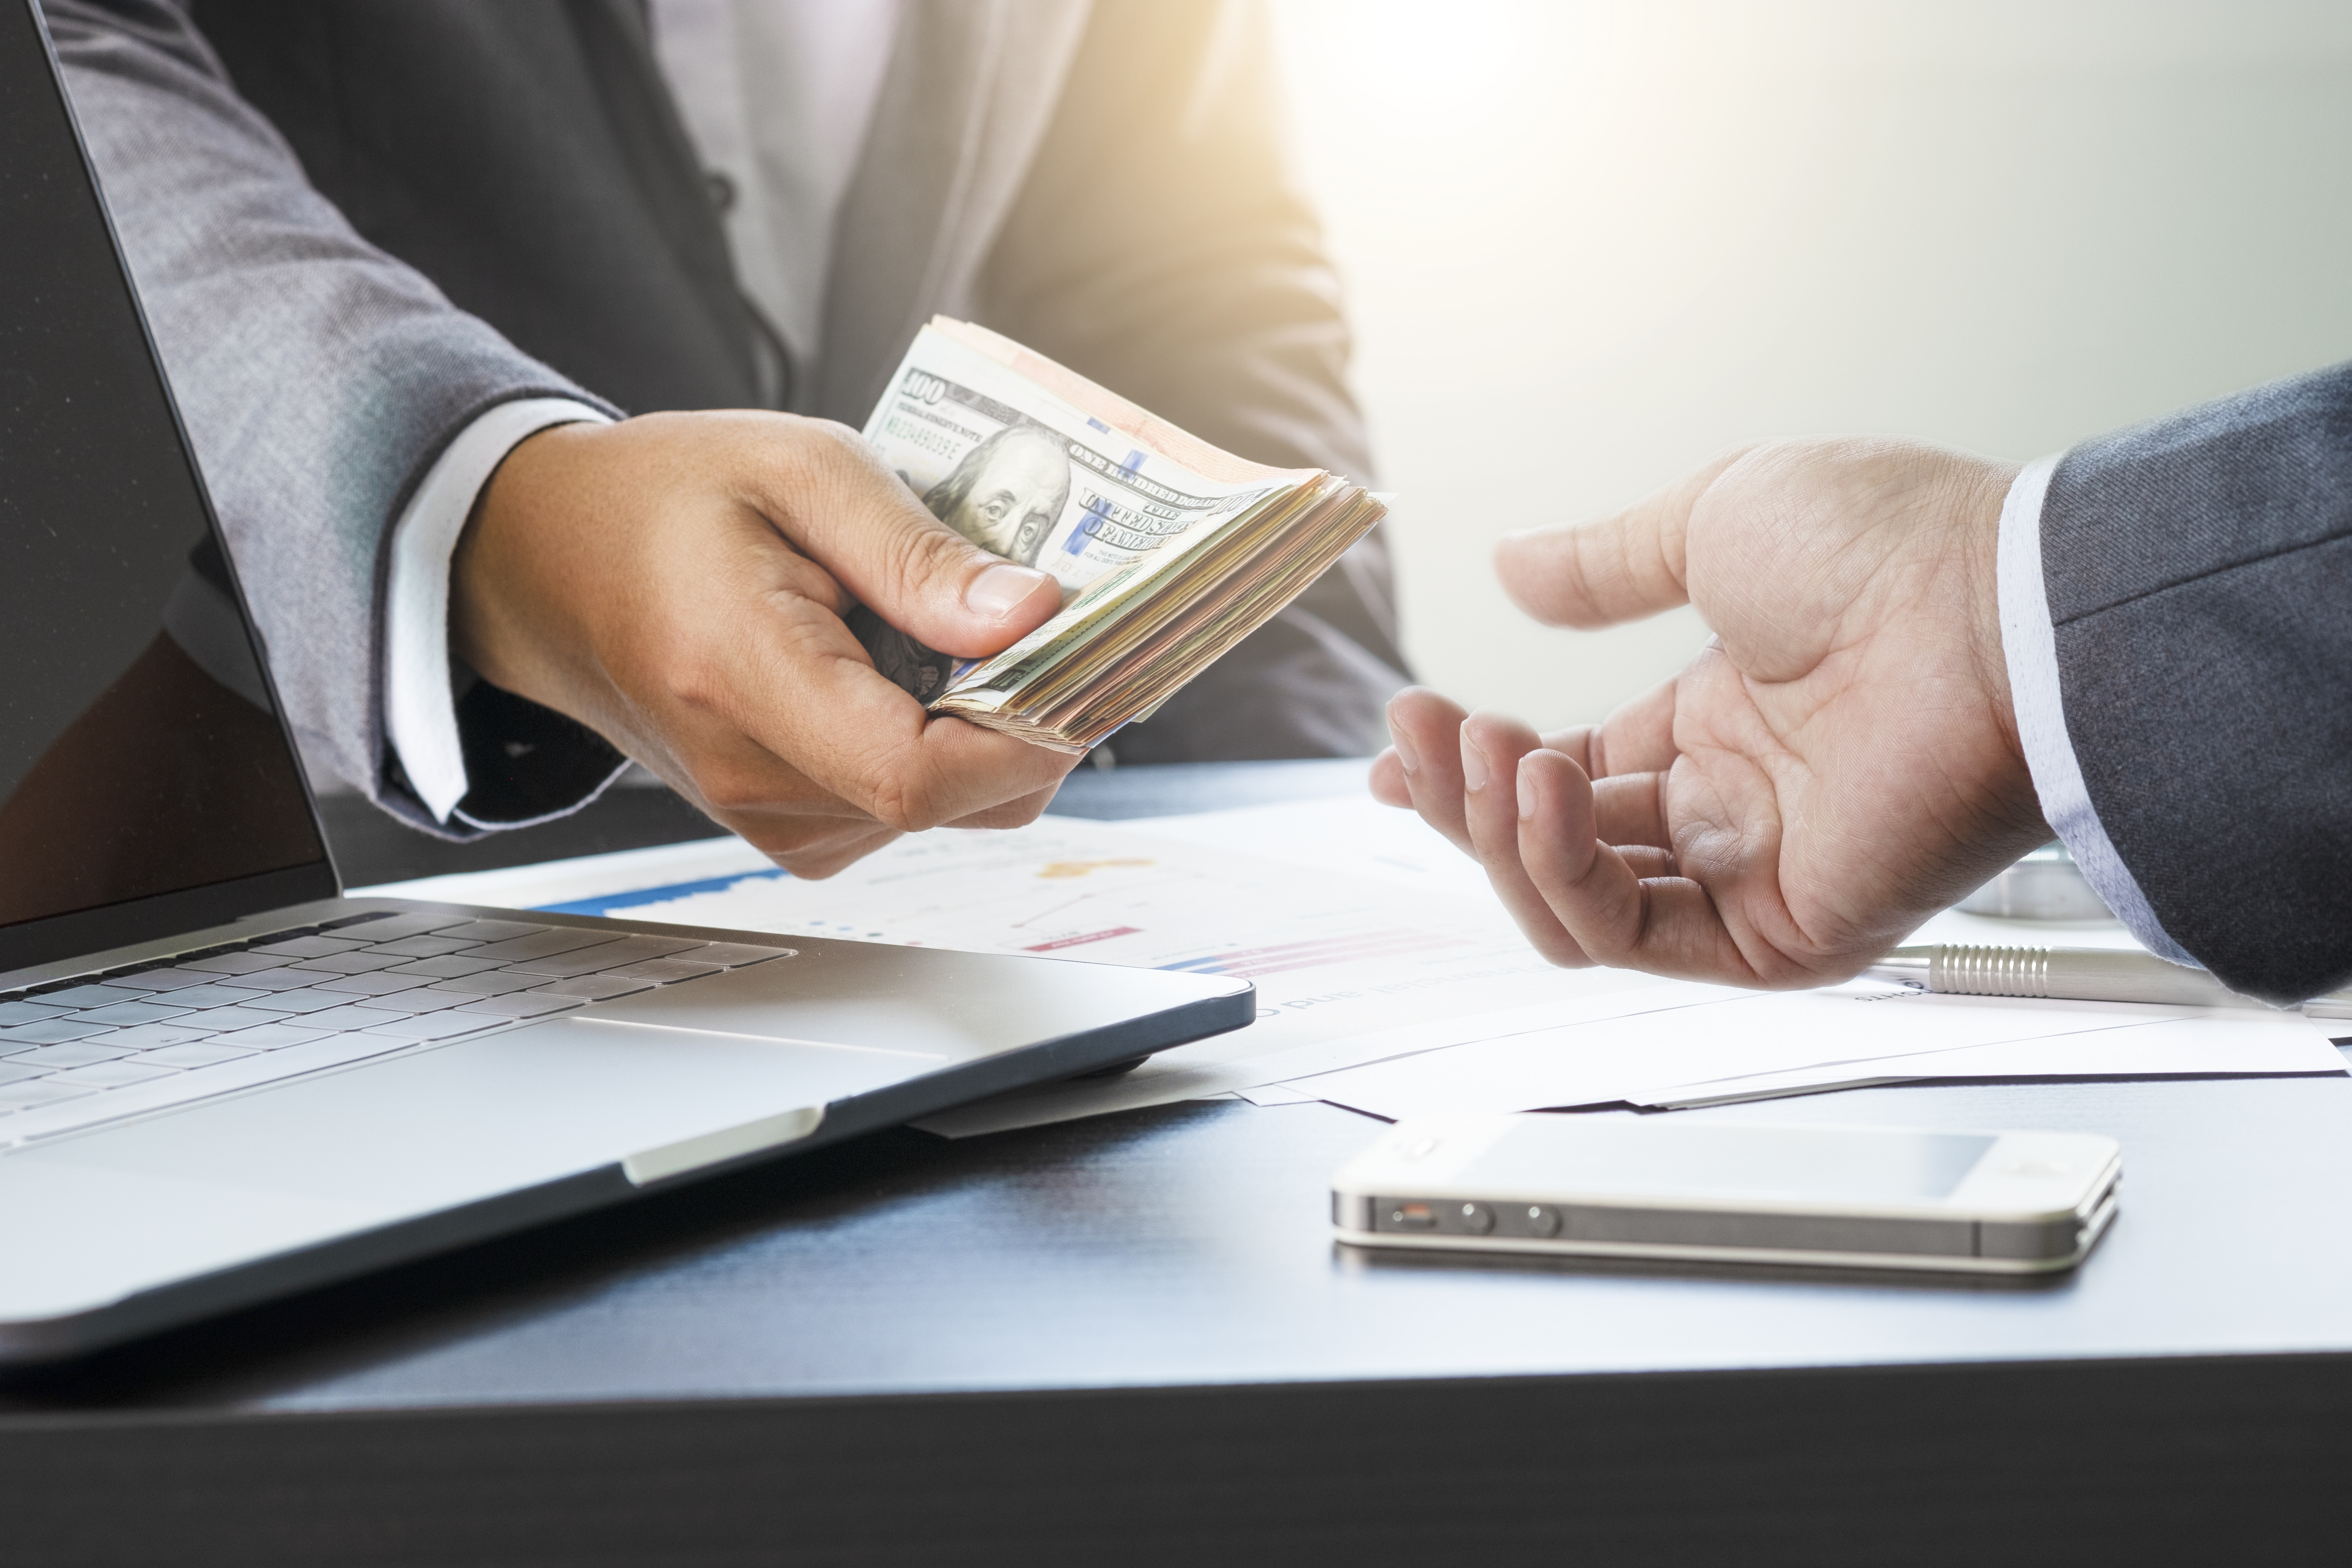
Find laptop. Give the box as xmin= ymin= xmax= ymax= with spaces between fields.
xmin=0 ymin=3 xmax=1249 ymax=1363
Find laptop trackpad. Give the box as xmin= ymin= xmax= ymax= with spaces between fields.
xmin=0 ymin=1016 xmax=930 ymax=1323
xmin=20 ymin=995 xmax=943 ymax=1216
xmin=2 ymin=948 xmax=1203 ymax=1319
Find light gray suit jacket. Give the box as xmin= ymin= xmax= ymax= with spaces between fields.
xmin=44 ymin=0 xmax=1405 ymax=835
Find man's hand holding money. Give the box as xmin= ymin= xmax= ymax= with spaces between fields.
xmin=452 ymin=411 xmax=1074 ymax=877
xmin=1372 ymin=438 xmax=2050 ymax=985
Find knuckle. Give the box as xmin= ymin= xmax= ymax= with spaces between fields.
xmin=997 ymin=792 xmax=1050 ymax=828
xmin=884 ymin=519 xmax=969 ymax=593
xmin=1528 ymin=924 xmax=1588 ymax=968
xmin=863 ymin=773 xmax=939 ymax=835
xmin=751 ymin=821 xmax=892 ymax=880
xmin=775 ymin=849 xmax=851 ymax=880
xmin=659 ymin=652 xmax=728 ymax=717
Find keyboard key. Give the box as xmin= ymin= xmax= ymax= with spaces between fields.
xmin=425 ymin=972 xmax=543 ymax=997
xmin=431 ymin=919 xmax=548 ymax=944
xmin=75 ymin=1000 xmax=198 ymax=1027
xmin=248 ymin=934 xmax=368 ymax=958
xmin=306 ymin=972 xmax=430 ymax=997
xmin=235 ymin=992 xmax=343 ymax=1020
xmin=530 ymin=975 xmax=657 ymax=1000
xmin=695 ymin=943 xmax=795 ymax=968
xmin=213 ymin=1023 xmax=335 ymax=1051
xmin=0 ymin=1033 xmax=416 ymax=1140
xmin=506 ymin=935 xmax=708 ymax=978
xmin=293 ymin=1004 xmax=418 ymax=1032
xmin=328 ymin=912 xmax=477 ymax=942
xmin=138 ymin=1042 xmax=259 ymax=1069
xmin=0 ymin=1080 xmax=94 ymax=1111
xmin=172 ymin=1006 xmax=287 ymax=1032
xmin=384 ymin=955 xmax=506 ymax=978
xmin=107 ymin=1023 xmax=220 ymax=1050
xmin=240 ymin=989 xmax=356 ymax=1015
xmin=53 ymin=1060 xmax=179 ymax=1089
xmin=221 ymin=967 xmax=327 ymax=993
xmin=598 ymin=958 xmax=722 ymax=984
xmin=34 ymin=982 xmax=155 ymax=1009
xmin=287 ymin=951 xmax=415 ymax=975
xmin=107 ymin=967 xmax=220 ymax=993
xmin=452 ymin=993 xmax=587 ymax=1020
xmin=462 ymin=928 xmax=628 ymax=963
xmin=5 ymin=1041 xmax=134 ymax=1069
xmin=0 ymin=1017 xmax=113 ymax=1045
xmin=0 ymin=1000 xmax=70 ymax=1027
xmin=0 ymin=1062 xmax=53 ymax=1085
xmin=174 ymin=952 xmax=292 ymax=976
xmin=358 ymin=1011 xmax=506 ymax=1040
xmin=349 ymin=989 xmax=467 ymax=1014
xmin=364 ymin=935 xmax=481 ymax=958
xmin=130 ymin=983 xmax=263 ymax=1010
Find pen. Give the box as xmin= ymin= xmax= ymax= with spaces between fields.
xmin=1862 ymin=944 xmax=2352 ymax=1021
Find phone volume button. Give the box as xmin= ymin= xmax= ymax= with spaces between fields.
xmin=1457 ymin=1201 xmax=1494 ymax=1236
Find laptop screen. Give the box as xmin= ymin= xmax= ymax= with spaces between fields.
xmin=0 ymin=3 xmax=336 ymax=972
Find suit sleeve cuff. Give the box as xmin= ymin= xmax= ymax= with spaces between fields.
xmin=1996 ymin=452 xmax=2199 ymax=965
xmin=383 ymin=398 xmax=613 ymax=823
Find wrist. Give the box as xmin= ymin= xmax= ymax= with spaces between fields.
xmin=1953 ymin=455 xmax=2024 ymax=754
xmin=450 ymin=421 xmax=602 ymax=714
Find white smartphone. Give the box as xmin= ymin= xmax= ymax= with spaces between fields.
xmin=1332 ymin=1115 xmax=2122 ymax=1274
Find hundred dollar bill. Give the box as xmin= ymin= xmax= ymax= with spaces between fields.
xmin=853 ymin=319 xmax=1385 ymax=751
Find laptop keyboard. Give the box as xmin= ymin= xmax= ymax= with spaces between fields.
xmin=0 ymin=911 xmax=791 ymax=1147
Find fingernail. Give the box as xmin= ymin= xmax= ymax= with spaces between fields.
xmin=1390 ymin=724 xmax=1419 ymax=775
xmin=1461 ymin=734 xmax=1489 ymax=792
xmin=1517 ymin=759 xmax=1537 ymax=820
xmin=965 ymin=563 xmax=1051 ymax=619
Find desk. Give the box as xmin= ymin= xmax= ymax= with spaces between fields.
xmin=4 ymin=762 xmax=2348 ymax=1564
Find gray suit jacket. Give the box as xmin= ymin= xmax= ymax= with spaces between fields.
xmin=43 ymin=0 xmax=1405 ymax=836
xmin=2043 ymin=365 xmax=2352 ymax=1003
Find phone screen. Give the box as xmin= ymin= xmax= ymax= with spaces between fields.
xmin=1474 ymin=1122 xmax=1996 ymax=1203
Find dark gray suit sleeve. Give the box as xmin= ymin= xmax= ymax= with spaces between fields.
xmin=43 ymin=0 xmax=614 ymax=834
xmin=974 ymin=0 xmax=1408 ymax=763
xmin=2042 ymin=363 xmax=2352 ymax=1002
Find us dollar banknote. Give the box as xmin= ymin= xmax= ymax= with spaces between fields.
xmin=853 ymin=319 xmax=1383 ymax=752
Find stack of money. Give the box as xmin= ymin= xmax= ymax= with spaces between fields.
xmin=854 ymin=318 xmax=1387 ymax=754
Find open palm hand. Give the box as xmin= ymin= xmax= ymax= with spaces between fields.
xmin=1371 ymin=438 xmax=2050 ymax=986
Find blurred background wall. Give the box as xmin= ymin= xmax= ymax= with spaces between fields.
xmin=1269 ymin=0 xmax=2352 ymax=731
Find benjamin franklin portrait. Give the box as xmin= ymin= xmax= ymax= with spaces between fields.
xmin=922 ymin=424 xmax=1073 ymax=566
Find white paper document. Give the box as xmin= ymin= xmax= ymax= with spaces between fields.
xmin=356 ymin=794 xmax=2348 ymax=1136
xmin=1274 ymin=982 xmax=2347 ymax=1120
xmin=492 ymin=811 xmax=1700 ymax=1137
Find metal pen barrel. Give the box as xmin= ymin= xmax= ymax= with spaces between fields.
xmin=1872 ymin=944 xmax=2272 ymax=1010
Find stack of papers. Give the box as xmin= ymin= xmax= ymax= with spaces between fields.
xmin=359 ymin=797 xmax=2350 ymax=1136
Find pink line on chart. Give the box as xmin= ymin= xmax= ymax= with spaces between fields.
xmin=1024 ymin=926 xmax=1143 ymax=953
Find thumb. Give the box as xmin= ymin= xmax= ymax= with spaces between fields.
xmin=1495 ymin=444 xmax=1752 ymax=629
xmin=754 ymin=417 xmax=1062 ymax=657
xmin=860 ymin=519 xmax=1062 ymax=660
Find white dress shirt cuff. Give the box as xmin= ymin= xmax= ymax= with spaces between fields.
xmin=384 ymin=398 xmax=613 ymax=823
xmin=1996 ymin=454 xmax=2199 ymax=965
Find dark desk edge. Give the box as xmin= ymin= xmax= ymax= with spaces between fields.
xmin=2 ymin=1352 xmax=2339 ymax=1564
